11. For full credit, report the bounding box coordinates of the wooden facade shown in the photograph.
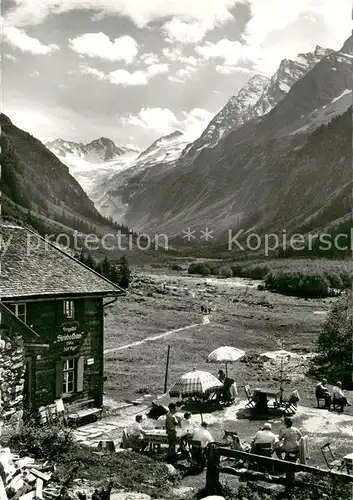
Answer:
[0,223,123,416]
[2,296,105,411]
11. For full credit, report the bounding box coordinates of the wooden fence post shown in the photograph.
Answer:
[206,445,221,494]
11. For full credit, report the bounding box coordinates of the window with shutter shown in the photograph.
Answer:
[55,360,64,399]
[77,357,84,392]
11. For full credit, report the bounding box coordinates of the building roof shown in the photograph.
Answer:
[0,223,124,299]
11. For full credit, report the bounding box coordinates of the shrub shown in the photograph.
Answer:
[325,272,344,289]
[204,261,220,275]
[247,264,272,280]
[169,263,183,271]
[188,262,211,276]
[1,421,74,459]
[310,292,353,389]
[264,271,330,298]
[231,265,244,277]
[219,266,232,278]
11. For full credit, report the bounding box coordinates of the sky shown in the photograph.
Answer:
[1,0,352,149]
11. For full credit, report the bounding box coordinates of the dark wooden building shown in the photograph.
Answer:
[0,223,123,417]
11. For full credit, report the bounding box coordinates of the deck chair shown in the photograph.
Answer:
[38,406,50,426]
[320,443,344,471]
[315,388,326,408]
[252,443,274,473]
[48,403,58,425]
[244,385,255,408]
[189,440,206,469]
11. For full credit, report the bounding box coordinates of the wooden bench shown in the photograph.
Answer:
[66,399,103,425]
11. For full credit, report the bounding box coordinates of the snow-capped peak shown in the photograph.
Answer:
[182,74,270,156]
[46,137,138,163]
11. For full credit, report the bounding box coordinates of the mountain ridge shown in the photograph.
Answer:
[46,137,138,163]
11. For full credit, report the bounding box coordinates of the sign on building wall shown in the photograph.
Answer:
[54,321,87,353]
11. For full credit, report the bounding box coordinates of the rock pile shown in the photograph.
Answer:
[0,330,25,425]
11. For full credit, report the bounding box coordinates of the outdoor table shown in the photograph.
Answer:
[143,429,188,453]
[253,388,282,412]
[342,452,353,474]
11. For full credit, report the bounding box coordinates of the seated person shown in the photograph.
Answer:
[218,370,226,383]
[315,379,332,408]
[251,423,277,455]
[275,417,302,460]
[179,412,197,451]
[332,381,351,412]
[180,412,197,433]
[128,415,148,450]
[192,422,215,448]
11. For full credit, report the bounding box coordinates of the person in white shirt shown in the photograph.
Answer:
[332,381,351,412]
[192,422,215,448]
[251,423,277,454]
[129,415,147,451]
[180,412,197,433]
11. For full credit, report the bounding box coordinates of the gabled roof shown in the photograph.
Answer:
[0,223,124,299]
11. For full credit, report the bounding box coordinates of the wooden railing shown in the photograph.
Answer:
[205,446,353,494]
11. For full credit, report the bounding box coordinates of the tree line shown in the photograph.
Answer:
[76,252,131,289]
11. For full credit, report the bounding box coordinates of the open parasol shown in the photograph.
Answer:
[169,369,223,399]
[207,346,245,377]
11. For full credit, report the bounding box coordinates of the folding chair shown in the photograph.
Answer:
[189,440,206,469]
[38,406,50,426]
[315,390,326,409]
[48,404,58,425]
[320,443,345,471]
[244,385,256,408]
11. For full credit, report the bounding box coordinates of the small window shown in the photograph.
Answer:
[63,300,74,319]
[9,303,26,323]
[63,359,76,395]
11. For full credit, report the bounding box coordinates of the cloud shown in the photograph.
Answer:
[3,26,59,54]
[80,65,106,80]
[146,63,169,77]
[79,63,169,86]
[107,69,148,86]
[168,66,197,83]
[121,106,214,139]
[241,0,352,73]
[162,19,210,44]
[216,65,254,74]
[29,70,40,77]
[4,0,240,31]
[139,52,160,65]
[69,33,139,63]
[195,38,261,66]
[4,53,17,60]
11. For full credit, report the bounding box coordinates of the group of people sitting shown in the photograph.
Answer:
[251,417,306,462]
[126,404,215,463]
[315,379,351,412]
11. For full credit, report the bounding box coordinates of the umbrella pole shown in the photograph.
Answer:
[225,362,228,377]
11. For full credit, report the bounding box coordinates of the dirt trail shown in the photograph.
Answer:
[104,317,210,355]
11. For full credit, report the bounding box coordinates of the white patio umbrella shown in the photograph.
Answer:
[207,346,245,377]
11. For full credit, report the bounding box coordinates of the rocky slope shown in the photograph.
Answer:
[183,46,333,160]
[46,137,137,163]
[101,36,352,244]
[0,114,111,225]
[182,74,269,156]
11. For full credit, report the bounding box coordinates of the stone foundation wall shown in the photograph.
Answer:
[0,329,25,427]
